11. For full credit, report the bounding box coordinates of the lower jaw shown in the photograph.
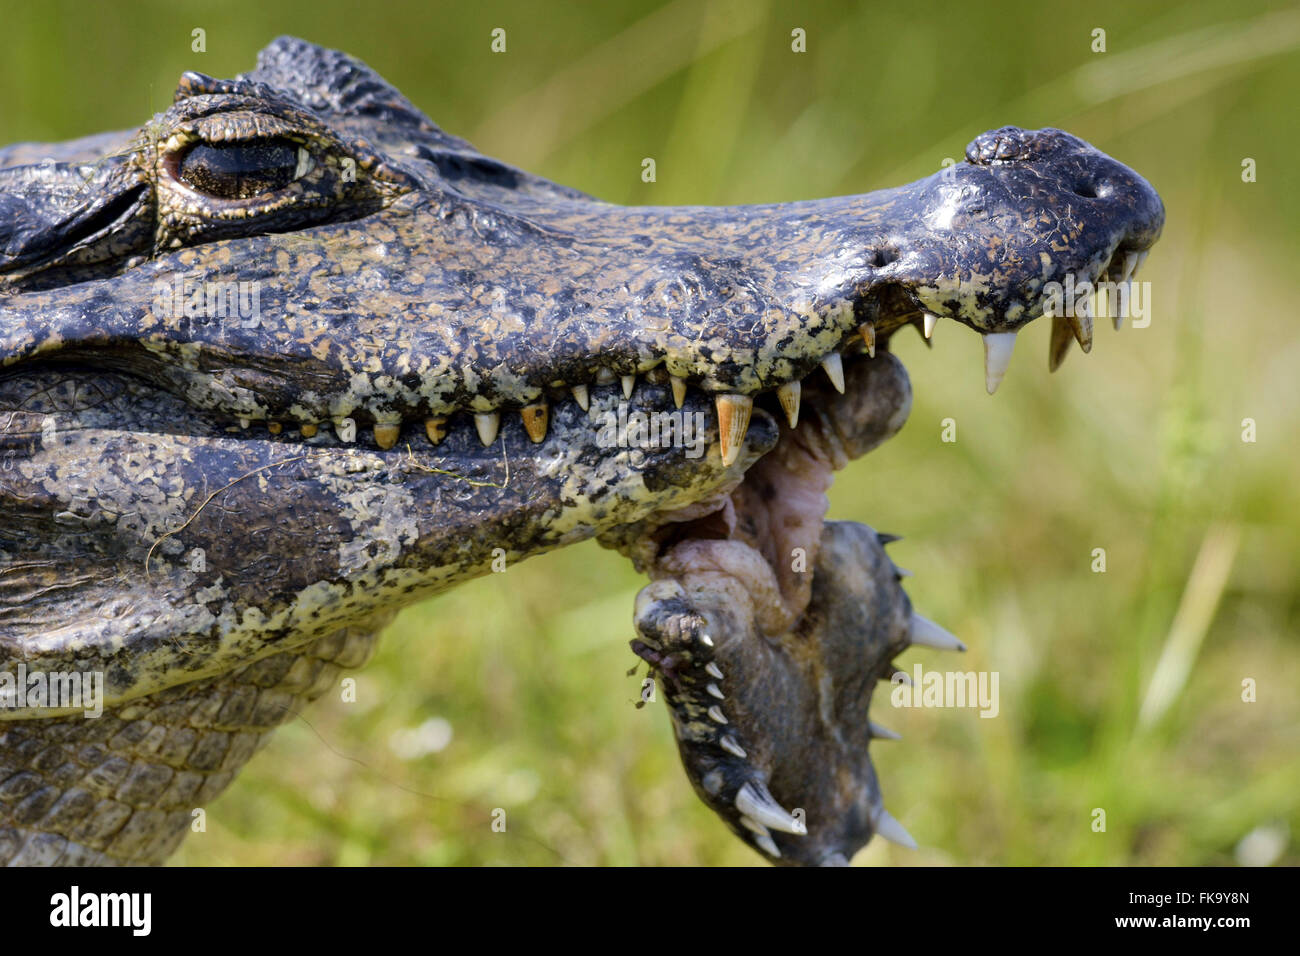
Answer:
[628,349,913,634]
[620,350,918,864]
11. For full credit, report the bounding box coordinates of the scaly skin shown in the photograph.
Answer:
[0,38,1163,865]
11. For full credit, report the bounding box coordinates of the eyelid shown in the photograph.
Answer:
[187,110,314,147]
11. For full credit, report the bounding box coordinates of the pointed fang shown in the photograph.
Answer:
[521,402,549,443]
[983,332,1017,394]
[621,374,636,399]
[1048,314,1074,372]
[571,384,590,410]
[1120,251,1140,284]
[874,808,918,849]
[715,393,753,467]
[670,376,687,409]
[870,721,902,741]
[474,411,500,446]
[735,781,804,835]
[923,312,938,339]
[1068,311,1093,353]
[821,353,845,393]
[860,321,876,357]
[910,612,967,651]
[1132,249,1149,278]
[720,736,747,759]
[754,831,781,858]
[777,381,801,428]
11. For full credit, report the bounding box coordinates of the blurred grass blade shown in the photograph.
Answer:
[1074,8,1300,103]
[1138,522,1241,730]
[472,0,766,168]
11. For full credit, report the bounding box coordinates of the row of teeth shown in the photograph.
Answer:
[233,354,852,467]
[231,249,1147,464]
[703,607,966,860]
[917,248,1149,391]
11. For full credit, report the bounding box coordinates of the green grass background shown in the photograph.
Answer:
[2,0,1296,865]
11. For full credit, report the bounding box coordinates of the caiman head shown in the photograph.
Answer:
[0,38,1163,865]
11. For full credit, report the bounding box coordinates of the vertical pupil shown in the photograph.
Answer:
[178,140,301,199]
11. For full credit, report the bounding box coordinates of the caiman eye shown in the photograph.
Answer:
[176,138,310,199]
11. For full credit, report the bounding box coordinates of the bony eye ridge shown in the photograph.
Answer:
[176,138,308,199]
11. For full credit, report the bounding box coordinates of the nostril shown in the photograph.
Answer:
[1072,179,1113,199]
[869,246,899,268]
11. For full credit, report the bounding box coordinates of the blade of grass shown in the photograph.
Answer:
[1138,522,1241,729]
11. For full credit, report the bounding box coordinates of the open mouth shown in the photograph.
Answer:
[608,334,926,865]
[592,248,1149,864]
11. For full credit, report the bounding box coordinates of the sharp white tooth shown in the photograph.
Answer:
[520,401,549,443]
[1120,251,1139,284]
[874,808,918,849]
[860,321,876,357]
[821,353,845,393]
[870,721,902,741]
[621,374,636,399]
[735,781,804,835]
[982,332,1017,394]
[1132,249,1149,278]
[700,633,714,647]
[893,565,914,578]
[720,736,747,758]
[1048,314,1074,372]
[715,393,753,467]
[474,411,500,446]
[739,815,769,835]
[707,705,728,724]
[595,367,617,385]
[705,662,724,679]
[670,375,687,409]
[923,312,938,339]
[777,381,801,428]
[239,418,250,429]
[570,384,590,411]
[910,612,967,651]
[706,683,725,700]
[754,831,781,858]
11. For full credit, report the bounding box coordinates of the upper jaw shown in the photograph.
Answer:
[0,127,1162,441]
